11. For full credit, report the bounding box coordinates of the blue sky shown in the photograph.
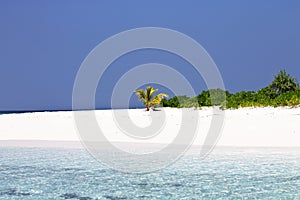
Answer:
[0,1,300,110]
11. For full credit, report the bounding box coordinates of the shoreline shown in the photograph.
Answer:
[1,140,300,149]
[1,104,299,115]
[0,107,299,148]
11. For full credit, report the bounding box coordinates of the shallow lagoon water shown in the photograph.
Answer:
[0,146,299,199]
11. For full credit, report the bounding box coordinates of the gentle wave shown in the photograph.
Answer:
[0,147,299,199]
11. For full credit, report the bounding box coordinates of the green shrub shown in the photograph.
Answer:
[274,90,300,107]
[162,70,300,109]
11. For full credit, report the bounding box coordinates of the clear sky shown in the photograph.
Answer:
[0,0,300,111]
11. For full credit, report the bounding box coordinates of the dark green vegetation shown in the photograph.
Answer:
[161,70,300,109]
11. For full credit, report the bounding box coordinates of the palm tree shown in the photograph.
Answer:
[134,86,168,111]
[269,70,299,95]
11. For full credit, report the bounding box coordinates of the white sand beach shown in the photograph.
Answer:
[0,107,299,148]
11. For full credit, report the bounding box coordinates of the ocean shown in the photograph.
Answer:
[0,146,299,199]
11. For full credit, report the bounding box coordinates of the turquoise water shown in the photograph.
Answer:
[0,147,299,199]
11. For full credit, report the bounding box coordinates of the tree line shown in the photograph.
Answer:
[161,70,300,109]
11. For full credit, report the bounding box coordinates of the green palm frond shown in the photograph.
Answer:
[269,70,298,94]
[134,89,145,100]
[144,86,156,101]
[157,93,168,99]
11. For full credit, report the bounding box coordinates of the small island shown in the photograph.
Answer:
[1,70,299,147]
